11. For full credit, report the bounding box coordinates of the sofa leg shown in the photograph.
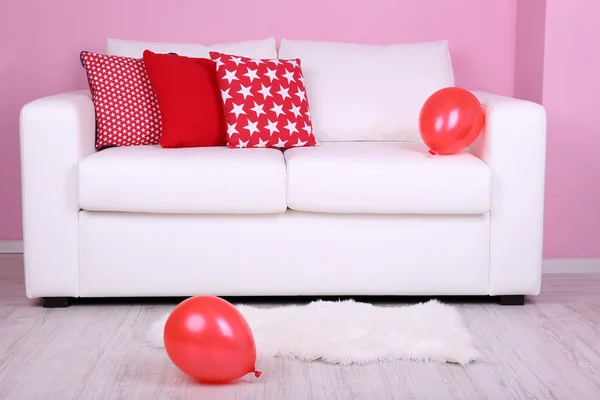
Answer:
[498,295,525,306]
[42,297,70,308]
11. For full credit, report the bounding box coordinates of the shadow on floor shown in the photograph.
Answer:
[51,294,505,308]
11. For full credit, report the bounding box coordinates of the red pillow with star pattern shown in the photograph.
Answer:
[80,51,162,149]
[209,52,317,149]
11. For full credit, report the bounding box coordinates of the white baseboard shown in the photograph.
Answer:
[0,240,23,254]
[542,258,600,273]
[0,240,598,273]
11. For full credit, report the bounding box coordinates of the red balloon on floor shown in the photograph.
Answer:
[163,296,260,383]
[419,87,485,155]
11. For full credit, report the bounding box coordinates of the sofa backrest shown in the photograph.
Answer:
[279,39,455,143]
[106,37,278,59]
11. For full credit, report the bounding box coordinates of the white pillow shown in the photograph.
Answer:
[106,37,277,59]
[279,39,455,142]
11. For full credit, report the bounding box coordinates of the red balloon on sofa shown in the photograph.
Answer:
[418,87,485,155]
[163,296,260,383]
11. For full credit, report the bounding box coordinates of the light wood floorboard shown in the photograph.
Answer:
[0,254,599,399]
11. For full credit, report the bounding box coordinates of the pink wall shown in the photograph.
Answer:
[542,0,600,258]
[0,0,518,241]
[6,1,597,259]
[513,0,546,103]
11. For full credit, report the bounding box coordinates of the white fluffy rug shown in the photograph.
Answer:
[147,300,478,365]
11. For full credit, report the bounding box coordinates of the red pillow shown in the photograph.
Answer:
[80,51,162,148]
[142,50,226,148]
[209,52,317,149]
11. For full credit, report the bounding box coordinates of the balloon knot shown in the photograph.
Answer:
[254,370,262,378]
[428,149,436,155]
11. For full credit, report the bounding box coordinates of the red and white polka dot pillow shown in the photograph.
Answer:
[80,51,162,148]
[209,52,317,149]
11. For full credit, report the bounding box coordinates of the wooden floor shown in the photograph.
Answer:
[1,254,600,400]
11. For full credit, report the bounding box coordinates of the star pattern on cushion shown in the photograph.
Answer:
[80,52,162,148]
[210,52,317,149]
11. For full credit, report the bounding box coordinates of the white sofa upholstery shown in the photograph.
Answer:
[278,39,455,142]
[285,142,491,215]
[19,38,546,305]
[470,91,547,296]
[79,146,287,214]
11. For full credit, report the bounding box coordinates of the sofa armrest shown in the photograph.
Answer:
[470,91,547,295]
[20,90,96,298]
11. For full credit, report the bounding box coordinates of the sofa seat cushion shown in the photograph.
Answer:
[78,146,287,214]
[284,142,491,214]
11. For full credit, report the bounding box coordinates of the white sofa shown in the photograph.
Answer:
[19,37,547,307]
